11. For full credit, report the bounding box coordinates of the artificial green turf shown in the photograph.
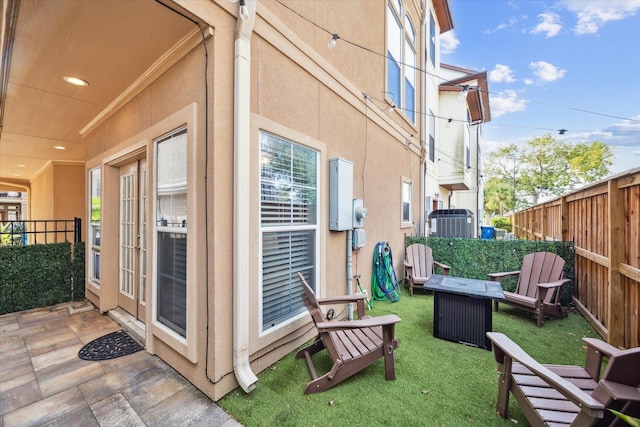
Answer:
[218,291,601,426]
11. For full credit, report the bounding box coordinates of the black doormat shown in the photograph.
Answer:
[78,330,143,361]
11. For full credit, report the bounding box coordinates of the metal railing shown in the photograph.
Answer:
[0,217,82,246]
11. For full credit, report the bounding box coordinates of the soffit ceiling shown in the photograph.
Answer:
[0,0,195,185]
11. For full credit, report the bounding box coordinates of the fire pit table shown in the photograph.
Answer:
[424,274,505,350]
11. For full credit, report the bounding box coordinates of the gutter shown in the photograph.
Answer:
[232,0,258,393]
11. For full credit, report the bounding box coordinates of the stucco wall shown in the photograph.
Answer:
[29,166,54,221]
[53,163,85,225]
[80,0,428,401]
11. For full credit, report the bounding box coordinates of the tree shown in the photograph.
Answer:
[483,177,514,216]
[484,134,614,209]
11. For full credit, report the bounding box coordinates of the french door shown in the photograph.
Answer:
[118,159,148,322]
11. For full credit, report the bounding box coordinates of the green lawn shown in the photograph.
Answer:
[219,291,600,426]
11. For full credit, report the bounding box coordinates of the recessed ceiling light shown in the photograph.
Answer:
[53,145,67,150]
[63,76,89,86]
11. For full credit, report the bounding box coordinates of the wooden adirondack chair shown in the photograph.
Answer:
[488,252,570,326]
[404,243,451,296]
[487,332,640,427]
[295,272,401,394]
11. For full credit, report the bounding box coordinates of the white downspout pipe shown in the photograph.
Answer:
[232,0,258,393]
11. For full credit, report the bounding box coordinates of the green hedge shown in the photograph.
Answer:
[405,236,574,305]
[0,242,85,315]
[491,217,512,232]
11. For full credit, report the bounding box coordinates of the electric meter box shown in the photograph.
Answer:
[329,158,353,231]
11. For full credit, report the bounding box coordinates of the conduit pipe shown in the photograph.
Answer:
[232,0,258,393]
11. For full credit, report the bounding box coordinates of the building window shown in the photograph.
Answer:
[429,111,436,162]
[429,10,436,67]
[260,131,318,331]
[387,2,417,124]
[402,178,412,226]
[155,128,188,337]
[88,168,101,284]
[404,15,416,123]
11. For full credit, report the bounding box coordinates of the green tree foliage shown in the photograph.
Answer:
[484,134,613,208]
[483,177,514,216]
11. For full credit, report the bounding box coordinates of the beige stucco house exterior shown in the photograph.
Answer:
[1,0,490,400]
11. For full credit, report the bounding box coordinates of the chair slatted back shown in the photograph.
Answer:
[517,252,566,303]
[406,244,434,279]
[298,273,341,361]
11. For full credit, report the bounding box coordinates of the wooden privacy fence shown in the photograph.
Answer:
[512,168,640,348]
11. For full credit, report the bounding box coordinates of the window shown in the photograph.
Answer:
[260,131,318,331]
[155,128,188,337]
[387,2,417,124]
[402,178,412,225]
[429,10,436,67]
[404,17,416,123]
[465,111,471,169]
[429,111,435,162]
[88,168,101,284]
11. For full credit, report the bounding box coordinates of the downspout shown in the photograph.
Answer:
[232,0,258,393]
[419,0,427,235]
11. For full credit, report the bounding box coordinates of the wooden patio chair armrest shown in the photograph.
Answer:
[316,314,401,332]
[487,271,520,281]
[597,380,640,402]
[317,294,366,305]
[486,332,605,415]
[582,338,621,358]
[434,261,451,274]
[536,278,571,304]
[537,278,571,289]
[403,260,413,267]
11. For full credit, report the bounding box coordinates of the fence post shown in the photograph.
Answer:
[561,196,569,242]
[74,217,82,243]
[607,178,625,346]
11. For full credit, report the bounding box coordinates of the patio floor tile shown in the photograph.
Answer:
[0,303,242,427]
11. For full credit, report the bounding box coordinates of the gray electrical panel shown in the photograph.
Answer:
[329,158,353,231]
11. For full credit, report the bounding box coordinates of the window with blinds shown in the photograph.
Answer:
[155,128,188,337]
[260,132,318,330]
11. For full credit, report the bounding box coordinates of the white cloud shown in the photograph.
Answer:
[529,61,566,82]
[530,12,562,38]
[569,115,640,148]
[489,64,516,83]
[483,17,518,34]
[523,78,534,85]
[561,0,640,35]
[440,30,459,55]
[489,89,527,117]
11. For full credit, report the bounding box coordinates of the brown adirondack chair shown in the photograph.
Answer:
[295,272,401,394]
[488,252,570,326]
[487,332,640,427]
[404,243,451,296]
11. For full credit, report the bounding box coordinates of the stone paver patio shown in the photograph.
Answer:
[0,302,241,426]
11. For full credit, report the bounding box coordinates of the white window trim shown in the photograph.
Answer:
[401,176,413,228]
[87,166,101,289]
[148,104,198,363]
[386,1,417,125]
[250,114,326,349]
[258,131,321,336]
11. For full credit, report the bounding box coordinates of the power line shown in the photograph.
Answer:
[273,0,640,124]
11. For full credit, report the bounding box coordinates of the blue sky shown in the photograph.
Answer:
[441,0,640,175]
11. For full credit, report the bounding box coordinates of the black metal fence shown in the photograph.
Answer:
[0,218,82,246]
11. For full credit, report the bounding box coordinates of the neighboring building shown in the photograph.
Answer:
[427,64,491,236]
[0,191,26,220]
[0,0,489,401]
